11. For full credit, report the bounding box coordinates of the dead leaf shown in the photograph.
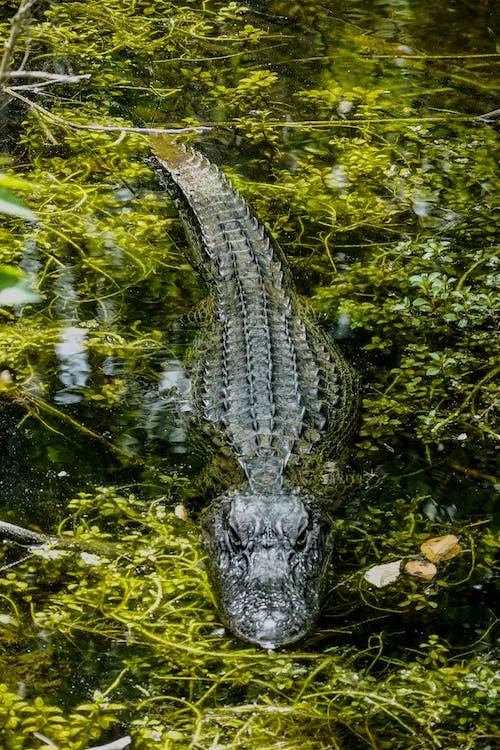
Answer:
[405,559,438,580]
[364,560,402,588]
[420,534,461,563]
[174,504,188,521]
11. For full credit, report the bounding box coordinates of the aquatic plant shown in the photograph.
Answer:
[0,0,498,748]
[1,487,499,749]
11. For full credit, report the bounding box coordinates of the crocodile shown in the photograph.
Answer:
[151,138,359,648]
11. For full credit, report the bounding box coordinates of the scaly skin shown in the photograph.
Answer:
[151,138,359,647]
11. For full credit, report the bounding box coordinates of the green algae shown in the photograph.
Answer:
[0,1,498,748]
[1,487,498,749]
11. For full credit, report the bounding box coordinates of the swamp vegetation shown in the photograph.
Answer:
[0,0,498,748]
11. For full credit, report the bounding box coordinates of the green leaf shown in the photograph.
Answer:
[0,265,41,305]
[0,186,37,221]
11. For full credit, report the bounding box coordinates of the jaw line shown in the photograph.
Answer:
[225,599,319,649]
[231,624,305,650]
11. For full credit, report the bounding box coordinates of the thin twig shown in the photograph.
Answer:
[3,87,212,134]
[17,23,31,72]
[17,389,141,463]
[5,70,91,82]
[10,80,89,92]
[373,53,500,60]
[0,0,37,84]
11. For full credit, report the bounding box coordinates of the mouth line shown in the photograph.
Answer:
[240,629,307,650]
[229,616,310,649]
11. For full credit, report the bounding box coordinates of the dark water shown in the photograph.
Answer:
[0,0,498,747]
[1,0,497,516]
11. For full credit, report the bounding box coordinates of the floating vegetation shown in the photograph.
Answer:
[1,488,499,749]
[0,0,498,748]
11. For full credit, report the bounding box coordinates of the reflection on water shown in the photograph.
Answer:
[54,325,91,405]
[157,359,192,451]
[139,359,192,452]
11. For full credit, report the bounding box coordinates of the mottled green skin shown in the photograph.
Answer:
[152,139,359,647]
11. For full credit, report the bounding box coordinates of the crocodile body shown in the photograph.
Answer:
[152,139,359,647]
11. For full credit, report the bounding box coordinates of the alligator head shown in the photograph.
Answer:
[201,487,332,648]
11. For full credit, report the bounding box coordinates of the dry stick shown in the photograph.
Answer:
[282,53,500,63]
[7,73,92,94]
[5,71,92,82]
[16,15,32,73]
[10,80,90,92]
[3,87,212,135]
[0,519,120,558]
[0,0,37,85]
[476,108,500,122]
[373,53,500,60]
[0,519,48,546]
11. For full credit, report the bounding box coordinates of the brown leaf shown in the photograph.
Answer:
[405,559,438,581]
[420,534,461,563]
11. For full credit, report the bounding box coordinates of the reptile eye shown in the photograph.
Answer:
[296,527,309,551]
[227,522,243,552]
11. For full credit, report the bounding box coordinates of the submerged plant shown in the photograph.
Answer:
[1,487,499,749]
[0,0,498,748]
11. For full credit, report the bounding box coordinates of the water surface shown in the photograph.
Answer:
[0,1,498,748]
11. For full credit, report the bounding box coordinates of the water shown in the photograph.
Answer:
[0,1,498,748]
